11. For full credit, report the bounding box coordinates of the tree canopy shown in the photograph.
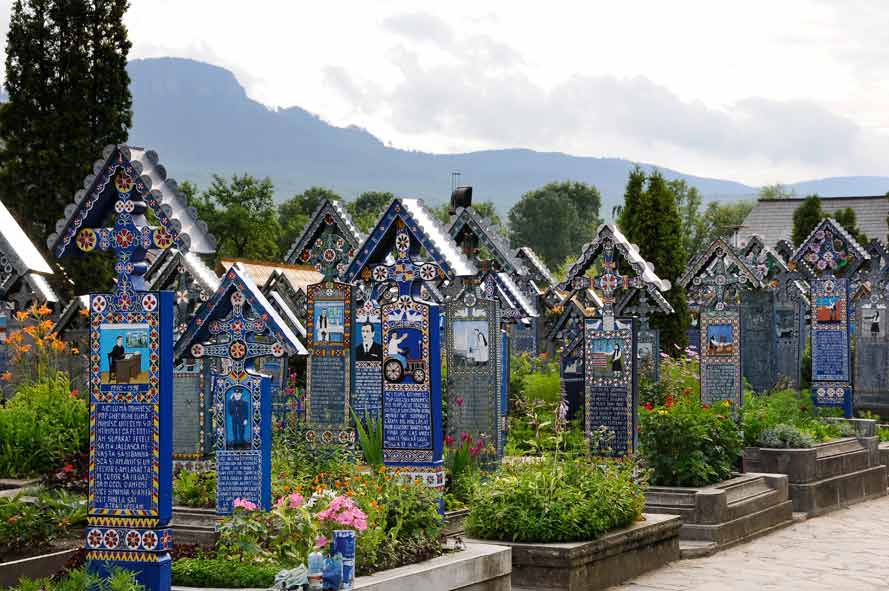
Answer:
[508,181,602,270]
[758,183,795,200]
[791,195,824,247]
[190,174,281,261]
[0,0,132,296]
[347,191,393,233]
[617,169,689,354]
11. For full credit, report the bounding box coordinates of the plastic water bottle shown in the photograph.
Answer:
[308,550,324,591]
[334,530,356,589]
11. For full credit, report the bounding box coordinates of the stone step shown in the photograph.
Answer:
[679,540,717,559]
[681,499,793,546]
[721,474,774,505]
[724,487,786,522]
[171,525,217,547]
[171,507,216,528]
[816,437,863,458]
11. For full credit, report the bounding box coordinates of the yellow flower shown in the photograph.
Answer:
[71,347,80,356]
[657,409,668,416]
[18,344,31,353]
[722,400,732,407]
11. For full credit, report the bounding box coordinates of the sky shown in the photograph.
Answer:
[5,0,889,186]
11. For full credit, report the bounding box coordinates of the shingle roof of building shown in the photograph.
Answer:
[739,196,889,249]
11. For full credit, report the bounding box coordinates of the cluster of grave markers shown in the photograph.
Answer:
[44,145,553,589]
[36,143,889,589]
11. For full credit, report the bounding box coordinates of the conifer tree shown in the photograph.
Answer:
[791,195,823,247]
[0,0,132,295]
[618,170,690,355]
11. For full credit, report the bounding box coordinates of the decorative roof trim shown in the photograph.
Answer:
[789,217,869,278]
[344,197,476,282]
[678,237,764,290]
[448,207,526,276]
[516,246,556,288]
[47,144,217,258]
[283,198,364,264]
[174,262,307,360]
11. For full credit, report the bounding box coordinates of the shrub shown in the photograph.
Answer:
[758,424,816,449]
[172,558,281,588]
[0,373,88,478]
[741,389,847,447]
[0,490,87,560]
[639,394,742,487]
[465,458,645,543]
[214,468,442,576]
[11,568,143,591]
[173,468,216,508]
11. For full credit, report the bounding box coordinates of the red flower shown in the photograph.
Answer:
[69,389,79,399]
[460,432,471,443]
[455,396,464,407]
[665,395,675,408]
[445,435,454,446]
[703,403,711,410]
[643,402,654,411]
[62,464,75,474]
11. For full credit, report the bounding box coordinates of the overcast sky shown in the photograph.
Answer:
[6,1,889,186]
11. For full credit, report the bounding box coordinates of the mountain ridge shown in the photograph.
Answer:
[125,57,889,215]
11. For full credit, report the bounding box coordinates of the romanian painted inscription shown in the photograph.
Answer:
[93,403,154,511]
[216,450,261,514]
[309,356,347,425]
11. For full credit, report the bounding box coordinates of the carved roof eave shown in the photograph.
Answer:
[344,198,477,283]
[516,246,556,288]
[284,199,364,264]
[677,237,765,290]
[174,262,307,361]
[558,224,672,293]
[47,144,217,258]
[448,207,526,276]
[789,217,869,279]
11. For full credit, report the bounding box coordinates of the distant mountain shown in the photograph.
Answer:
[126,57,889,217]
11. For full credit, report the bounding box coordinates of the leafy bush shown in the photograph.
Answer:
[173,468,216,508]
[0,489,86,560]
[214,468,442,576]
[758,424,816,448]
[741,389,847,447]
[10,567,143,591]
[172,558,281,588]
[0,373,88,478]
[639,394,742,487]
[466,458,645,543]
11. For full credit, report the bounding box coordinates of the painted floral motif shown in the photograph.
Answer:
[76,228,97,252]
[153,227,173,249]
[125,530,142,550]
[141,530,158,550]
[115,228,135,249]
[87,528,103,548]
[103,529,120,549]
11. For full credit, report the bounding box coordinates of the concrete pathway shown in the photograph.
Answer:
[611,495,889,590]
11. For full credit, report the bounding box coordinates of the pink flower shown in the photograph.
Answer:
[315,535,328,548]
[316,496,368,532]
[445,435,455,446]
[233,498,257,512]
[455,396,464,407]
[288,493,304,509]
[460,432,470,443]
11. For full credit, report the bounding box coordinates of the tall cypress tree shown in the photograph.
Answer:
[0,0,132,296]
[618,169,690,355]
[791,195,823,247]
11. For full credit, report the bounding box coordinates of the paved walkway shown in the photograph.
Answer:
[611,495,889,590]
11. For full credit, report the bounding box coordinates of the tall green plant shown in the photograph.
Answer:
[352,410,384,468]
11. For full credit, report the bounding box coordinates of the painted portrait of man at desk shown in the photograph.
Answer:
[99,323,151,385]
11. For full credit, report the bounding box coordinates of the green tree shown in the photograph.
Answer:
[348,191,393,233]
[509,181,603,269]
[792,195,823,247]
[0,0,132,296]
[833,207,868,245]
[669,179,707,260]
[618,170,689,354]
[701,200,755,246]
[277,186,342,258]
[616,166,646,239]
[758,183,795,200]
[192,174,281,261]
